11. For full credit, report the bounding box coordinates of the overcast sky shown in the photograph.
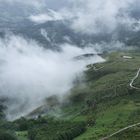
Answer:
[0,0,140,34]
[45,0,69,10]
[0,0,70,9]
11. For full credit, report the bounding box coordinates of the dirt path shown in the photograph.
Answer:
[130,68,140,90]
[100,122,140,140]
[93,66,105,71]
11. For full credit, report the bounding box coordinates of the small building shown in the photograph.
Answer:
[122,56,133,59]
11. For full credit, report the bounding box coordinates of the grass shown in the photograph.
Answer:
[74,97,140,140]
[12,51,140,140]
[16,131,28,140]
[71,51,140,140]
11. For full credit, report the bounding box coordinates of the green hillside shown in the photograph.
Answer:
[0,51,140,140]
[63,51,140,140]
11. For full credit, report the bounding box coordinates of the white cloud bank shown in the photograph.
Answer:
[0,0,45,8]
[2,0,140,34]
[0,35,104,120]
[64,0,140,34]
[27,0,140,34]
[0,0,140,120]
[29,9,64,23]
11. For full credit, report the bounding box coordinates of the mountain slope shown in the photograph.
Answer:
[0,51,140,140]
[19,51,140,140]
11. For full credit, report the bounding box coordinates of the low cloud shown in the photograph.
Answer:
[0,34,104,120]
[0,0,139,121]
[29,9,64,24]
[0,0,45,8]
[27,0,140,34]
[2,0,140,34]
[63,0,140,34]
[0,0,69,9]
[40,29,51,42]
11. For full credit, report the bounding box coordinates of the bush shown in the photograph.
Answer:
[28,119,86,140]
[0,130,17,140]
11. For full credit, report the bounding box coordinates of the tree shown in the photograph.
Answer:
[0,130,17,140]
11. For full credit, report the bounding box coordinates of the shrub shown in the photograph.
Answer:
[0,130,17,140]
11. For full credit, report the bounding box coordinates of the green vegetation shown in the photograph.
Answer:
[16,131,28,140]
[0,51,140,140]
[64,51,140,139]
[28,119,85,140]
[0,129,17,140]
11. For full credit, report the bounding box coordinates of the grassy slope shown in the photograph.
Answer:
[7,51,140,140]
[62,51,140,140]
[16,131,28,140]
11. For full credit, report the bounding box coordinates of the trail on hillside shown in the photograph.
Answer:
[130,68,140,90]
[100,122,140,140]
[93,66,105,71]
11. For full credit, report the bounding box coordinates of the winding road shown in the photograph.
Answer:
[100,67,140,140]
[93,66,105,71]
[130,68,140,90]
[100,122,140,140]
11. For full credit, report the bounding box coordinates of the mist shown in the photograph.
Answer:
[62,0,140,34]
[0,34,104,120]
[0,0,139,121]
[1,0,140,35]
[26,0,140,35]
